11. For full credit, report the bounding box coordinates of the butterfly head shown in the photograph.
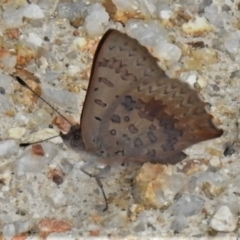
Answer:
[59,124,85,152]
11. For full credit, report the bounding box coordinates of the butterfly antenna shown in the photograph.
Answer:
[19,135,59,147]
[13,76,73,147]
[14,76,73,126]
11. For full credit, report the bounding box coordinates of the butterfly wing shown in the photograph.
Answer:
[81,30,223,164]
[81,30,167,152]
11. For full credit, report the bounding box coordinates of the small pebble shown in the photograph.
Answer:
[32,144,45,156]
[8,127,26,139]
[38,219,72,235]
[0,87,5,94]
[224,145,235,156]
[210,205,237,232]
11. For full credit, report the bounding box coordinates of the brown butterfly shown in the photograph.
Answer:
[60,29,223,166]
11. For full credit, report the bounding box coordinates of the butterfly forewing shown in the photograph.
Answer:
[81,30,166,153]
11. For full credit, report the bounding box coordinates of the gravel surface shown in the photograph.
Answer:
[0,0,240,239]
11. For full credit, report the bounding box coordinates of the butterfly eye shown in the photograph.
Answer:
[71,133,81,148]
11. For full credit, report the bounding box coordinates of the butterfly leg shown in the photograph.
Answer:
[80,164,110,211]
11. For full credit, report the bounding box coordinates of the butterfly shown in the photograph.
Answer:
[60,29,223,166]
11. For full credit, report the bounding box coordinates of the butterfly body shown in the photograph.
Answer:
[60,29,223,166]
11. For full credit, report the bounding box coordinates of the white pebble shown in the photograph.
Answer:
[73,37,87,50]
[68,65,80,76]
[223,32,240,55]
[182,16,214,35]
[210,205,237,232]
[84,3,109,37]
[57,2,88,21]
[8,127,26,139]
[159,10,173,19]
[1,54,17,72]
[0,140,18,157]
[153,42,182,65]
[2,9,22,28]
[197,75,207,88]
[3,220,32,239]
[126,19,168,47]
[25,33,43,47]
[22,3,45,19]
[3,223,15,239]
[209,157,221,167]
[186,74,197,87]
